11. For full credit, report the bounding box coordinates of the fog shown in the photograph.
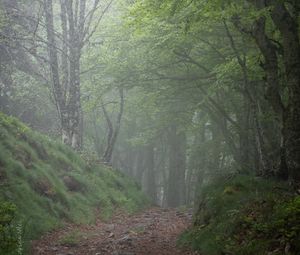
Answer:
[1,0,300,254]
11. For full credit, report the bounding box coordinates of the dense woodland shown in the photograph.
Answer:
[0,0,300,254]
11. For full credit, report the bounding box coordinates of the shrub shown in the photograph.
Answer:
[0,201,22,254]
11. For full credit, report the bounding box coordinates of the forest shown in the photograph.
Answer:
[0,0,300,254]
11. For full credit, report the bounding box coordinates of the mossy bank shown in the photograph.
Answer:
[0,113,149,254]
[180,174,300,255]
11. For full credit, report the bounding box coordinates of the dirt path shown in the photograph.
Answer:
[31,207,199,255]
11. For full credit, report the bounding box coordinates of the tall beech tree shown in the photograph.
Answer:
[250,0,300,182]
[44,0,112,149]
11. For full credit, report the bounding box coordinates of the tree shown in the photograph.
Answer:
[101,88,124,164]
[43,0,112,150]
[166,124,186,207]
[250,0,300,182]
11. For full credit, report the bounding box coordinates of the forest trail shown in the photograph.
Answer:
[31,207,199,255]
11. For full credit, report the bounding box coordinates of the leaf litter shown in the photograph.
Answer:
[31,207,200,255]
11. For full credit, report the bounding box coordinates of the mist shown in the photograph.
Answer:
[1,0,300,254]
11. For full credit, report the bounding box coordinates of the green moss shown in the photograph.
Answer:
[0,112,149,254]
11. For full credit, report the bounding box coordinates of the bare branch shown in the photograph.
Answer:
[83,0,114,45]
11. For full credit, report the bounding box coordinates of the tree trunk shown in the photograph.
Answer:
[224,20,273,175]
[248,0,300,182]
[269,2,300,183]
[166,124,186,207]
[102,88,124,164]
[65,0,83,150]
[44,0,83,150]
[135,147,146,184]
[144,144,157,203]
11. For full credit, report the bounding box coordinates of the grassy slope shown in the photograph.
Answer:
[180,174,300,255]
[0,113,148,252]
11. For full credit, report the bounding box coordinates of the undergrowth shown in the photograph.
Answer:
[179,174,300,255]
[0,113,149,254]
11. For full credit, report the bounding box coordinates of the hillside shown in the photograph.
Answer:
[0,113,148,254]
